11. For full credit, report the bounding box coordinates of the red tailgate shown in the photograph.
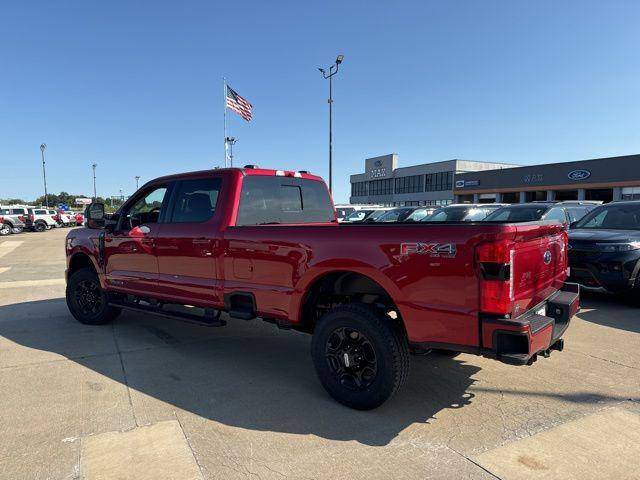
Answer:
[511,222,568,316]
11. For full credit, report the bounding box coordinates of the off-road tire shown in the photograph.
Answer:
[11,227,23,234]
[34,221,47,232]
[66,268,121,325]
[311,303,410,410]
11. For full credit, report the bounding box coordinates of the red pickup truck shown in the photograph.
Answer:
[65,166,579,409]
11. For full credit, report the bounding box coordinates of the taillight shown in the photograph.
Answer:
[18,215,25,222]
[53,215,59,221]
[29,214,34,222]
[478,240,515,315]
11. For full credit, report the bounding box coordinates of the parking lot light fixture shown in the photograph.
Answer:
[92,163,97,200]
[40,144,48,207]
[318,55,344,193]
[135,176,140,190]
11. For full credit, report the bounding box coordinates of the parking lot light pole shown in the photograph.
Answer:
[135,175,140,190]
[40,144,48,207]
[318,55,344,193]
[92,163,97,200]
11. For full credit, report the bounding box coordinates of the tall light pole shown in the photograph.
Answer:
[135,176,140,190]
[92,163,97,200]
[40,144,48,207]
[225,137,237,167]
[318,54,344,193]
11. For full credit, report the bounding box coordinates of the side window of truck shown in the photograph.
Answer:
[236,176,335,225]
[168,177,222,223]
[121,187,167,230]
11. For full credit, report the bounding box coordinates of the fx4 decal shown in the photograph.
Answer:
[400,242,457,257]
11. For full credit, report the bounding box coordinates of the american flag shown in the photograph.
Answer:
[226,85,253,122]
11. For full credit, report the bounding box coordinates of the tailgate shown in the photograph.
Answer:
[511,222,568,315]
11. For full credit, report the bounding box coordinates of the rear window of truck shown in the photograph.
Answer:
[236,176,335,225]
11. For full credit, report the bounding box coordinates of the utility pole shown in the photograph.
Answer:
[225,137,237,167]
[92,163,97,200]
[40,144,48,207]
[318,55,344,193]
[135,176,140,190]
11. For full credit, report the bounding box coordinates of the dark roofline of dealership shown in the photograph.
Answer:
[453,154,640,203]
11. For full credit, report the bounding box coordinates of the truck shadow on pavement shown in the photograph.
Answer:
[578,294,640,334]
[0,298,480,446]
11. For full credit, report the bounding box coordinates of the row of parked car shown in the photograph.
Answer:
[0,205,84,236]
[338,199,640,297]
[336,200,599,226]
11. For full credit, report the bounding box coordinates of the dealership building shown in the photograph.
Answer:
[349,154,518,206]
[349,153,640,206]
[453,154,640,204]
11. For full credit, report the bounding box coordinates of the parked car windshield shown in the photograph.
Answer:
[375,208,413,222]
[425,206,491,222]
[484,206,549,222]
[574,203,640,230]
[365,209,391,221]
[344,210,373,222]
[405,208,433,222]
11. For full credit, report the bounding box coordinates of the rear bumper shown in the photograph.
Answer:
[480,283,579,365]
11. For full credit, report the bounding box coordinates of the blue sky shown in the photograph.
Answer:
[1,1,639,203]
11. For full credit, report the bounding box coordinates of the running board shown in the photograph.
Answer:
[109,297,227,327]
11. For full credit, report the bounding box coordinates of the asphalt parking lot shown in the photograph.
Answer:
[0,227,639,480]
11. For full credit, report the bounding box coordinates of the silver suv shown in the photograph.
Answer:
[0,206,27,235]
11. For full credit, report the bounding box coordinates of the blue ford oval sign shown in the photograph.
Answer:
[543,250,552,264]
[567,169,591,180]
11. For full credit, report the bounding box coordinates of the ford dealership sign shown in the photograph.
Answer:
[568,169,591,181]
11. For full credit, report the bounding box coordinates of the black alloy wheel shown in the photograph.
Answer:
[325,326,378,391]
[66,268,121,325]
[311,303,409,410]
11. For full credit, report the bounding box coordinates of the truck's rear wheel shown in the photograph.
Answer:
[0,223,11,236]
[66,268,121,325]
[311,303,409,410]
[34,221,46,232]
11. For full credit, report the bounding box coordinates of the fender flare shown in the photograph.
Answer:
[289,261,405,324]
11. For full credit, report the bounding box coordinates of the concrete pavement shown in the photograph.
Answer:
[0,227,638,479]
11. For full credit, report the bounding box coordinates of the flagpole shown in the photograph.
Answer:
[223,78,228,168]
[223,77,228,167]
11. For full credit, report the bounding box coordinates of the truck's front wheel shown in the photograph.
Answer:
[311,303,410,410]
[66,268,121,325]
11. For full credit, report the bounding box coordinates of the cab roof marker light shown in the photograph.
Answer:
[275,170,285,176]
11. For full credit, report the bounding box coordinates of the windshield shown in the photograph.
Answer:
[405,208,432,221]
[366,210,390,221]
[425,207,491,222]
[345,210,372,222]
[574,204,640,230]
[375,208,412,222]
[484,206,548,222]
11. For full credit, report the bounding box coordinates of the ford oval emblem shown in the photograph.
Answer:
[543,250,552,264]
[567,169,591,180]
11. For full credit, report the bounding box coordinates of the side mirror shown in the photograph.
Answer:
[85,203,105,229]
